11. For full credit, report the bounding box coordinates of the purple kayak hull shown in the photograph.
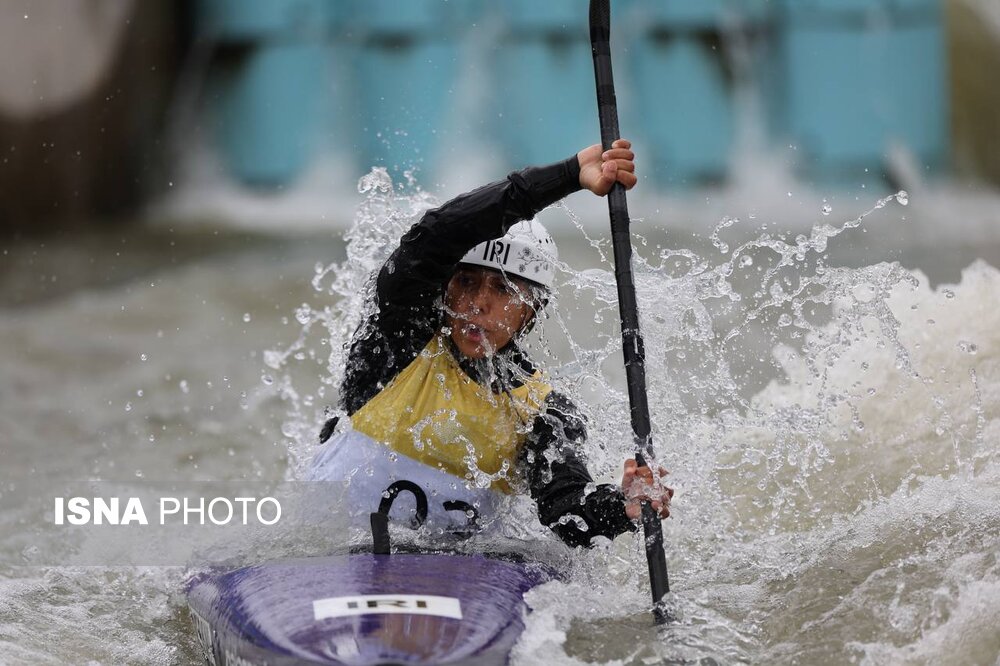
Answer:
[187,553,554,665]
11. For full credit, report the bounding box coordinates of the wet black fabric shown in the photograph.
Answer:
[336,156,636,547]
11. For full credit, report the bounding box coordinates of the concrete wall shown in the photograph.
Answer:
[0,0,182,235]
[949,0,1000,187]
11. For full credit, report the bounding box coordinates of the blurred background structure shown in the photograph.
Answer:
[0,0,997,233]
[0,0,182,233]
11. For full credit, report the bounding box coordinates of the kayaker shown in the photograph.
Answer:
[311,139,673,547]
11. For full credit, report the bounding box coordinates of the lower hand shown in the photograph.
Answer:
[578,139,637,196]
[620,458,673,520]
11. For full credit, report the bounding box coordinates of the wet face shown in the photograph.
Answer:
[444,266,537,359]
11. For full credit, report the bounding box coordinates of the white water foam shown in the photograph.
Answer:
[1,165,997,662]
[263,169,1000,663]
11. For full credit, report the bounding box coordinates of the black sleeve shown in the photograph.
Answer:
[520,392,637,547]
[376,155,581,312]
[340,156,581,415]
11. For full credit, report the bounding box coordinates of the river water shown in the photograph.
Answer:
[1,169,999,664]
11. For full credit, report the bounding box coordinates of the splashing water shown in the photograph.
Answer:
[267,173,1000,664]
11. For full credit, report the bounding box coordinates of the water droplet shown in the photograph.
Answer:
[243,313,251,323]
[263,350,283,369]
[140,353,148,362]
[778,314,793,327]
[358,167,393,194]
[739,255,753,267]
[136,389,143,397]
[179,380,190,394]
[895,190,909,206]
[124,401,132,412]
[942,289,955,299]
[135,469,143,478]
[821,204,832,216]
[261,374,274,386]
[957,341,978,355]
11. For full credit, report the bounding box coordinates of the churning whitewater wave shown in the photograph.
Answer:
[1,167,996,664]
[261,169,1000,664]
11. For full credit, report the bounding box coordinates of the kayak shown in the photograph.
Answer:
[187,550,555,665]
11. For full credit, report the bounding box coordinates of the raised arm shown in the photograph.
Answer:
[376,156,581,313]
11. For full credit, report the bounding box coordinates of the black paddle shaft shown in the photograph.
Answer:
[589,0,670,619]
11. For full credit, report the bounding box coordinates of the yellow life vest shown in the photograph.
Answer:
[351,332,551,494]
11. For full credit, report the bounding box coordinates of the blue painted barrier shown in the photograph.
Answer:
[200,0,341,187]
[493,3,596,168]
[198,0,334,41]
[214,42,329,186]
[351,0,470,175]
[193,0,949,192]
[630,33,733,185]
[627,0,770,29]
[353,40,460,175]
[772,0,947,181]
[502,0,587,32]
[625,0,772,185]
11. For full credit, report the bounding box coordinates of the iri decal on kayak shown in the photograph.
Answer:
[314,594,463,620]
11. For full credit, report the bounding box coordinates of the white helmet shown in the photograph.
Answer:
[459,220,558,290]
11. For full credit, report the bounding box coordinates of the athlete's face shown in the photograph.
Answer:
[444,266,536,359]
